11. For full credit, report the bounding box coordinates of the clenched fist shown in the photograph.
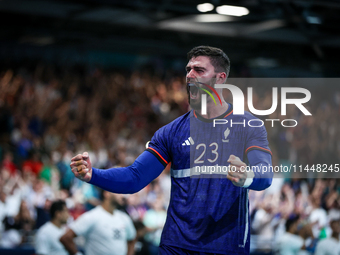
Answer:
[227,154,253,187]
[70,152,92,182]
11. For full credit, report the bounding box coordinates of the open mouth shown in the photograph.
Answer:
[188,83,199,99]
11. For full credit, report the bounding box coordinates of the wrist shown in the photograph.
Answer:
[242,170,254,188]
[88,167,97,184]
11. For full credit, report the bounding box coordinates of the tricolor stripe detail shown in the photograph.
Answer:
[199,88,217,106]
[146,148,168,167]
[245,146,272,155]
[197,82,223,106]
[223,110,233,118]
[171,168,192,178]
[170,167,229,178]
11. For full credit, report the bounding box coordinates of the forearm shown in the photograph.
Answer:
[127,240,135,255]
[246,150,273,191]
[60,239,78,255]
[89,151,165,194]
[60,231,78,255]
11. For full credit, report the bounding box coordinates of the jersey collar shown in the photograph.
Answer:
[193,104,233,123]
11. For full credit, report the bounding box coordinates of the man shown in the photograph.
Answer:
[70,46,273,254]
[315,218,340,255]
[60,190,136,255]
[35,200,69,255]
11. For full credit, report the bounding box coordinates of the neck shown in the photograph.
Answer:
[51,218,62,228]
[101,201,115,214]
[198,100,229,119]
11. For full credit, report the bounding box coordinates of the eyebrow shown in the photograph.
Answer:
[185,66,207,71]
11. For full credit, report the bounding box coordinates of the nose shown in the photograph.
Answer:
[186,69,195,80]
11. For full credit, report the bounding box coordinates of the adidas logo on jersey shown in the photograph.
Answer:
[182,137,195,146]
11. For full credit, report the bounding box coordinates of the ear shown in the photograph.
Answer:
[217,72,227,83]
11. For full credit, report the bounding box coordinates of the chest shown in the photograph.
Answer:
[171,124,247,169]
[90,216,127,241]
[47,228,66,251]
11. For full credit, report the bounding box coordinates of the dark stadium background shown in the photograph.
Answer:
[0,0,340,254]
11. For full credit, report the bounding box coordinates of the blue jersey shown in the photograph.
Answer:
[146,104,272,254]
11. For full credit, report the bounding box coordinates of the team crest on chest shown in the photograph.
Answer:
[222,128,230,143]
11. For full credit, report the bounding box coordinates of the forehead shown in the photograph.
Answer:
[186,56,213,68]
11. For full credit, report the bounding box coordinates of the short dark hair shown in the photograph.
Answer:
[187,46,230,77]
[50,200,66,219]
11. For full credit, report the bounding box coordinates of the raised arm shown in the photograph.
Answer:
[70,150,166,194]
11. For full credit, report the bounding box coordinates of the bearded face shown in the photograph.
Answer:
[187,77,217,111]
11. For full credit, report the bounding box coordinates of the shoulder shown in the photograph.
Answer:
[36,222,54,240]
[232,110,260,121]
[84,206,103,217]
[37,222,51,234]
[151,111,190,141]
[73,207,98,223]
[157,111,190,132]
[114,209,131,221]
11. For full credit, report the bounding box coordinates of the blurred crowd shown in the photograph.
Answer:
[0,63,340,254]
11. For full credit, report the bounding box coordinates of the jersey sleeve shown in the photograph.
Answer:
[245,123,272,156]
[244,119,273,190]
[35,230,49,255]
[69,211,94,237]
[123,212,136,241]
[146,125,171,167]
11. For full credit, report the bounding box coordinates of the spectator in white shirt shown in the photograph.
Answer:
[35,200,69,255]
[315,218,340,255]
